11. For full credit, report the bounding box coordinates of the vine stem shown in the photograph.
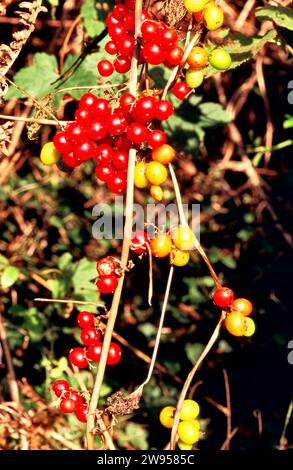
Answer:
[170,313,225,450]
[134,266,174,397]
[86,0,143,450]
[162,29,202,100]
[0,313,19,403]
[169,163,221,288]
[0,115,68,126]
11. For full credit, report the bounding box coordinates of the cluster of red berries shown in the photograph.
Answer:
[97,0,186,78]
[213,287,255,337]
[96,256,119,294]
[51,89,176,195]
[51,379,88,422]
[68,311,122,368]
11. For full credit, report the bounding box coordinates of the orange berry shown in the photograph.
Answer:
[232,298,253,316]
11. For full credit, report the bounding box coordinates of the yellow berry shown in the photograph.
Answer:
[184,0,210,13]
[146,161,168,185]
[244,317,255,337]
[178,420,200,444]
[178,440,193,450]
[40,142,61,166]
[171,226,196,251]
[159,406,175,428]
[204,5,224,31]
[170,248,190,267]
[150,185,163,201]
[134,162,149,188]
[180,400,200,421]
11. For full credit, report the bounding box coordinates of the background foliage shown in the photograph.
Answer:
[0,0,292,450]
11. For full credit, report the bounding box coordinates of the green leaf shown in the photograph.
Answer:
[185,342,205,363]
[48,0,59,5]
[80,0,103,38]
[58,252,73,271]
[198,102,231,127]
[206,29,277,77]
[221,255,237,269]
[0,254,8,269]
[61,52,125,101]
[118,423,149,450]
[283,114,293,129]
[4,53,59,100]
[138,322,157,340]
[1,266,19,289]
[255,6,293,31]
[72,258,97,285]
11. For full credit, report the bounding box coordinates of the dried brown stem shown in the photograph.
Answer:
[170,314,225,449]
[0,314,19,403]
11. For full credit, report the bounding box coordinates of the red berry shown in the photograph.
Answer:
[108,24,126,42]
[87,120,107,141]
[143,42,166,65]
[86,342,103,362]
[107,172,127,194]
[107,342,122,365]
[79,92,98,111]
[125,0,135,10]
[73,140,95,161]
[97,274,119,294]
[62,152,80,168]
[68,347,88,368]
[119,93,135,113]
[126,122,148,144]
[64,390,83,409]
[131,230,150,254]
[60,397,76,414]
[114,56,131,73]
[80,327,100,346]
[147,130,167,149]
[159,28,178,47]
[75,107,92,124]
[75,403,88,423]
[94,99,111,119]
[97,59,114,77]
[112,150,129,170]
[94,143,113,165]
[123,13,135,31]
[96,257,116,276]
[114,135,131,151]
[106,13,120,29]
[77,311,94,329]
[118,36,135,56]
[133,96,157,123]
[166,46,184,66]
[213,287,235,308]
[66,122,87,143]
[95,163,116,182]
[105,40,118,55]
[141,20,160,42]
[112,4,128,20]
[51,379,69,397]
[171,82,191,100]
[107,111,128,136]
[156,100,174,120]
[53,132,72,154]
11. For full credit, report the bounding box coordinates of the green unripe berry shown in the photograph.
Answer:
[185,69,204,89]
[209,48,232,70]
